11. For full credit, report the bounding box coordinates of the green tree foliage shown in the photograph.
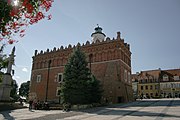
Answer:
[0,73,2,83]
[10,80,19,101]
[61,46,102,105]
[19,81,30,98]
[0,1,12,33]
[86,75,103,103]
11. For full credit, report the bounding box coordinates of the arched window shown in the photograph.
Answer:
[59,58,62,66]
[114,50,118,59]
[98,52,102,61]
[40,62,43,68]
[101,52,105,61]
[104,52,107,61]
[53,59,56,67]
[44,61,48,68]
[108,51,111,60]
[36,63,39,69]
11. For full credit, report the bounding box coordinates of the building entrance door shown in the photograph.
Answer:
[118,97,123,103]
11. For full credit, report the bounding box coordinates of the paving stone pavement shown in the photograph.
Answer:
[1,98,180,120]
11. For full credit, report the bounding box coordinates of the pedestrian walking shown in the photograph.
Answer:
[29,100,33,111]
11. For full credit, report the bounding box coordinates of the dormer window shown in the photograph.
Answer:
[163,74,169,81]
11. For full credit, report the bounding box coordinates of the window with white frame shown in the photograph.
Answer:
[124,69,127,82]
[36,75,41,83]
[163,74,169,81]
[178,83,180,88]
[167,83,171,88]
[128,72,131,83]
[57,73,63,83]
[56,87,61,96]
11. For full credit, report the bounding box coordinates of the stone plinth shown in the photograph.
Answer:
[0,74,12,101]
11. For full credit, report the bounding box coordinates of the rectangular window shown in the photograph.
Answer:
[155,85,159,90]
[141,86,143,90]
[174,76,180,81]
[150,85,153,90]
[128,72,131,83]
[142,79,145,83]
[166,84,169,88]
[36,75,41,83]
[57,73,63,83]
[163,75,169,81]
[146,85,148,90]
[124,70,127,82]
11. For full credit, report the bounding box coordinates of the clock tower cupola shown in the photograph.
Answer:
[91,24,106,42]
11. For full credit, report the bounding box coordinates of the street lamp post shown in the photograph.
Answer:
[89,54,93,74]
[45,59,51,102]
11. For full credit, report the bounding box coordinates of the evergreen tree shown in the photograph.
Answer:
[86,75,103,103]
[61,46,91,104]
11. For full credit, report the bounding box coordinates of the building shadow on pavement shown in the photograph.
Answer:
[76,99,180,119]
[0,110,14,120]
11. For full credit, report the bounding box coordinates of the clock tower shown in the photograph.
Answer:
[91,25,106,42]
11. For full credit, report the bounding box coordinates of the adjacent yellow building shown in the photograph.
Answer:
[132,68,180,99]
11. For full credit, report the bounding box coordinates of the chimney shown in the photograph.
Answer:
[34,50,38,56]
[117,32,121,40]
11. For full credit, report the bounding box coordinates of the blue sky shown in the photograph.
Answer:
[3,0,180,86]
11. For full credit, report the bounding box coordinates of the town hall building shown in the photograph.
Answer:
[29,26,133,104]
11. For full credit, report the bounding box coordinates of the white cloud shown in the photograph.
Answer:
[13,76,20,80]
[16,76,20,79]
[22,68,28,72]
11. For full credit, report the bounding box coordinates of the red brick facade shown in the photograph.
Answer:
[29,31,133,104]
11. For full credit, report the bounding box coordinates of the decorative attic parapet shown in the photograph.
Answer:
[77,42,81,47]
[106,37,111,42]
[86,41,90,45]
[40,50,43,54]
[60,46,64,50]
[34,50,38,56]
[33,31,130,56]
[127,44,130,50]
[53,47,56,51]
[68,44,72,48]
[121,39,124,43]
